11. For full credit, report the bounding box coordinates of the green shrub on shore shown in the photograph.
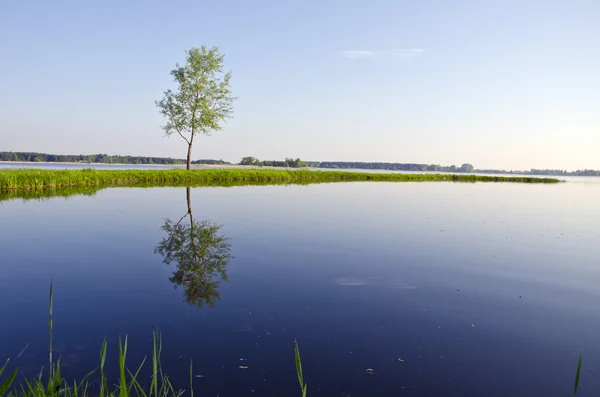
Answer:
[0,168,560,192]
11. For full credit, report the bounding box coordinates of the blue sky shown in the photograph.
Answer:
[1,0,599,170]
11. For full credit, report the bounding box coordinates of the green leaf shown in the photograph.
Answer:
[0,359,10,377]
[152,330,158,397]
[294,340,304,390]
[119,336,128,397]
[0,361,18,397]
[574,353,582,396]
[128,355,147,395]
[99,338,108,397]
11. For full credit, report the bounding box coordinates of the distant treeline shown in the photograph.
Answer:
[475,169,600,176]
[238,157,319,168]
[0,152,231,165]
[239,157,599,176]
[2,152,597,176]
[317,161,475,172]
[319,163,600,176]
[239,157,474,172]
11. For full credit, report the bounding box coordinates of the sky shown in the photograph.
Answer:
[1,0,599,170]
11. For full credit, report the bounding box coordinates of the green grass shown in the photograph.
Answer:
[0,168,560,192]
[1,283,185,397]
[0,283,309,397]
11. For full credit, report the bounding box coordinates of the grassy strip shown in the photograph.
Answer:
[0,169,560,191]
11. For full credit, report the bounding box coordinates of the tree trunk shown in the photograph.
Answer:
[186,143,193,170]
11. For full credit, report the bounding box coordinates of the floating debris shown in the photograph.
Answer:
[335,277,366,286]
[239,366,249,369]
[398,358,405,363]
[195,375,204,378]
[471,324,475,328]
[366,368,374,375]
[17,341,31,358]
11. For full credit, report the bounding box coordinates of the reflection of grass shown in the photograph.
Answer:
[0,185,103,202]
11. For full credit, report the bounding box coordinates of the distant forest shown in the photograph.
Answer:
[241,157,476,172]
[0,152,230,165]
[241,157,599,176]
[316,162,600,176]
[1,152,598,176]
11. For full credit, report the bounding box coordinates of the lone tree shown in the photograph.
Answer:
[156,46,235,169]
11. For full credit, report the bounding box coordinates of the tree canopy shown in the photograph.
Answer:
[156,46,235,169]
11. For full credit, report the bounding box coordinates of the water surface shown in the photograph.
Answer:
[1,180,599,396]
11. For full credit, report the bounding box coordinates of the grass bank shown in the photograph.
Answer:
[0,169,560,191]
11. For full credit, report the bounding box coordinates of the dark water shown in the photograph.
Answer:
[1,181,600,396]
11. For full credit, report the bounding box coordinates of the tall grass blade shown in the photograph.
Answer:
[49,281,53,381]
[152,330,158,397]
[189,360,193,397]
[294,340,306,396]
[128,355,147,395]
[126,368,148,397]
[574,353,583,396]
[119,336,128,397]
[0,360,18,397]
[46,359,62,397]
[0,359,11,376]
[99,338,108,397]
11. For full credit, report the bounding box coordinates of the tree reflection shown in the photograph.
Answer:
[155,187,233,308]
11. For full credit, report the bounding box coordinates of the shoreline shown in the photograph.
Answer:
[0,168,561,193]
[0,161,596,177]
[0,160,233,167]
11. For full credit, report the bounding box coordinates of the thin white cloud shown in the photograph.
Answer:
[341,50,373,59]
[392,48,425,59]
[340,48,424,60]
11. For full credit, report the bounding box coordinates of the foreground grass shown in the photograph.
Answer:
[0,283,309,397]
[0,168,560,191]
[0,284,590,397]
[1,284,187,397]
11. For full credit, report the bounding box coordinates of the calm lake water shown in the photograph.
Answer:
[1,180,600,396]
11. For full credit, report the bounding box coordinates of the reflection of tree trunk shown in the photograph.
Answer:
[187,187,196,260]
[187,186,193,225]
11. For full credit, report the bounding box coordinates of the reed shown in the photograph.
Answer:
[0,168,561,192]
[0,284,184,397]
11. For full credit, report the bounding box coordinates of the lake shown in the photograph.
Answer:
[1,179,600,396]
